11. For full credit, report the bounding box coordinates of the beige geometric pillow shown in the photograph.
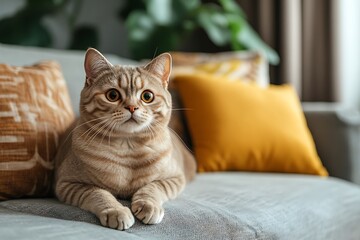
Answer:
[0,61,75,200]
[170,51,269,87]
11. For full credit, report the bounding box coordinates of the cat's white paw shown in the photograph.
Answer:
[98,207,135,230]
[131,200,164,224]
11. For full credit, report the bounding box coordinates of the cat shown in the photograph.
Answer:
[54,48,196,230]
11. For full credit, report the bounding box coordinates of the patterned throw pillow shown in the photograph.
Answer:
[0,61,75,200]
[170,51,269,87]
[168,51,269,148]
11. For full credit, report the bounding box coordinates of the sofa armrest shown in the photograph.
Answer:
[302,102,360,184]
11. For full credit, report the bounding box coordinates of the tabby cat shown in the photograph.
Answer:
[54,48,196,230]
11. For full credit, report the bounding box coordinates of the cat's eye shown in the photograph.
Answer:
[141,90,154,103]
[105,89,121,102]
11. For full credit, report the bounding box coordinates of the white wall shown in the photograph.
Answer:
[0,0,130,57]
[333,0,360,108]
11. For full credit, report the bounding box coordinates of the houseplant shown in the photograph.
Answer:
[0,0,98,50]
[120,0,279,64]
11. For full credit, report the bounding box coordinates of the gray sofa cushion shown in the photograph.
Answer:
[1,173,360,240]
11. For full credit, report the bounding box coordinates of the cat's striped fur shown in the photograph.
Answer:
[54,48,196,230]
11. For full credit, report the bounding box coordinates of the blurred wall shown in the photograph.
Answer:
[333,0,360,108]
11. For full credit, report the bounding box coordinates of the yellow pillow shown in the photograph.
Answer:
[169,51,268,148]
[174,73,328,176]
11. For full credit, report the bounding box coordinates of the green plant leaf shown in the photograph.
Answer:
[25,0,68,16]
[147,0,172,25]
[0,16,51,47]
[236,20,280,65]
[197,6,230,46]
[122,0,280,64]
[119,0,146,20]
[126,10,155,42]
[171,0,200,25]
[125,10,181,60]
[218,0,245,16]
[146,0,201,26]
[175,0,201,12]
[127,26,181,60]
[223,13,244,50]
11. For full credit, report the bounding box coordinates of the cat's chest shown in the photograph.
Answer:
[82,141,171,196]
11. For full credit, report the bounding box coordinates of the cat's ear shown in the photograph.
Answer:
[144,53,172,88]
[84,48,113,85]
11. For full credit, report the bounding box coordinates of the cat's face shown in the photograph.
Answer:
[80,48,172,135]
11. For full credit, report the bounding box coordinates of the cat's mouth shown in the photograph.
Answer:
[125,116,138,124]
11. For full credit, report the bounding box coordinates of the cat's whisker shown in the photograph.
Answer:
[148,121,167,143]
[152,119,168,130]
[144,121,157,141]
[85,124,108,146]
[63,116,109,144]
[86,120,113,146]
[146,125,156,142]
[108,121,118,147]
[151,119,190,150]
[167,126,194,154]
[105,120,117,140]
[99,120,114,146]
[82,124,104,144]
[171,108,193,111]
[144,126,152,141]
[153,118,193,154]
[80,118,110,142]
[80,119,108,140]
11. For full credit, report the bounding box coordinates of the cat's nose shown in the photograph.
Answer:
[125,105,138,113]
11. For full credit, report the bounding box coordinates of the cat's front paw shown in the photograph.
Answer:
[98,207,135,230]
[131,200,164,224]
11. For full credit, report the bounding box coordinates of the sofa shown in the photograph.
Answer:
[0,43,360,240]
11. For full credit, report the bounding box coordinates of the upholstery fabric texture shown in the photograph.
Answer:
[0,173,359,240]
[0,61,75,199]
[174,73,328,176]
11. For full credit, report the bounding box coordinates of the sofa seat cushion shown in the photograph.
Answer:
[0,173,359,240]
